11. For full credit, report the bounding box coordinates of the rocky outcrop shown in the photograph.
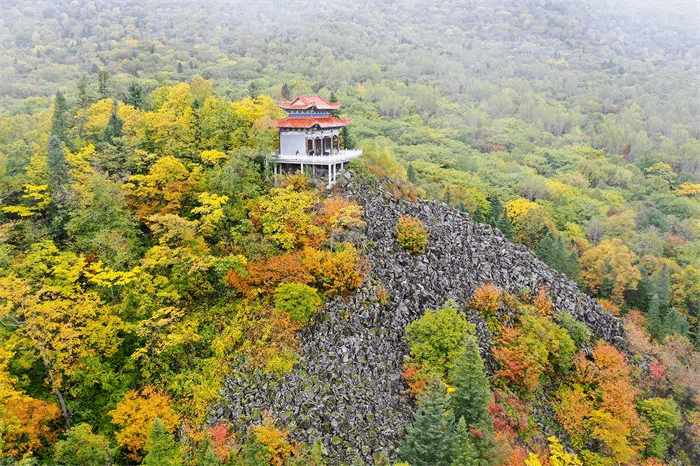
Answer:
[212,179,626,463]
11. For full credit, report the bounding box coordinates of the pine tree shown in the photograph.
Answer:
[407,163,417,183]
[659,308,689,341]
[341,126,354,150]
[647,294,662,341]
[142,418,182,466]
[51,90,69,144]
[194,438,222,466]
[654,264,671,313]
[125,82,145,109]
[102,104,124,145]
[400,378,454,466]
[281,83,291,101]
[486,195,514,241]
[486,195,503,227]
[47,134,69,192]
[98,69,110,99]
[450,336,491,427]
[536,232,558,267]
[451,417,478,466]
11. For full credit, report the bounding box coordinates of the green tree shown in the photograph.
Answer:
[101,105,123,145]
[405,305,474,383]
[142,418,182,466]
[640,397,682,459]
[400,378,454,466]
[407,163,417,183]
[450,336,492,427]
[51,90,70,144]
[194,438,222,466]
[647,294,663,340]
[451,417,478,466]
[53,423,114,466]
[47,135,69,192]
[98,69,110,99]
[125,82,145,109]
[486,195,514,241]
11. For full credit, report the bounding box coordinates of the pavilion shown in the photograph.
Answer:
[273,95,362,187]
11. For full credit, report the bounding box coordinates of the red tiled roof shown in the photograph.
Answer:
[276,116,351,129]
[276,95,342,110]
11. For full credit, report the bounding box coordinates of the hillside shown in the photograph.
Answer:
[214,177,628,462]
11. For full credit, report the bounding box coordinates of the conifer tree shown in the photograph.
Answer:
[125,82,145,109]
[647,294,662,340]
[102,105,124,145]
[194,438,222,466]
[450,335,491,427]
[98,69,110,99]
[451,417,478,466]
[400,378,454,466]
[51,90,69,144]
[486,195,514,241]
[142,418,182,466]
[47,134,69,192]
[536,232,559,267]
[407,163,417,183]
[281,83,292,101]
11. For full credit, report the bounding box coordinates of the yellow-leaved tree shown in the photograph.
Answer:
[580,238,641,304]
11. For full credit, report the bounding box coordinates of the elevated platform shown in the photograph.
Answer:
[271,150,362,188]
[275,149,362,165]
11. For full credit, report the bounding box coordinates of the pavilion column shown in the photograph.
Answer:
[328,164,332,187]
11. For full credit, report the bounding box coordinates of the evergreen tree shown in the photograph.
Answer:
[451,417,478,466]
[142,418,182,466]
[47,134,69,192]
[125,82,145,109]
[341,126,354,150]
[486,195,514,241]
[495,214,514,241]
[654,263,671,313]
[647,294,662,340]
[659,308,689,342]
[407,163,417,183]
[486,195,503,227]
[281,83,291,100]
[536,232,559,268]
[563,245,581,280]
[51,90,69,144]
[470,204,484,223]
[400,378,454,466]
[76,75,92,138]
[450,336,491,427]
[194,438,222,466]
[101,105,123,145]
[98,69,110,99]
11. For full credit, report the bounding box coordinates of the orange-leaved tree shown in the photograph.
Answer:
[109,386,180,461]
[555,341,648,464]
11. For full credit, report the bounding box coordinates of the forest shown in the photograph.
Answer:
[0,0,699,464]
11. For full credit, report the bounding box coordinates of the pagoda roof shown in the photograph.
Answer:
[276,95,342,110]
[276,116,351,129]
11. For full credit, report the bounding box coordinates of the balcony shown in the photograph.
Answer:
[273,149,363,165]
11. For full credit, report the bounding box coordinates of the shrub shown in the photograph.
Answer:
[396,215,429,253]
[274,282,322,324]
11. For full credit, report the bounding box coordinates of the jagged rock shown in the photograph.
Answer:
[211,180,626,463]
